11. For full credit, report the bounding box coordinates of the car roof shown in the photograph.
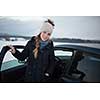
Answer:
[55,44,100,58]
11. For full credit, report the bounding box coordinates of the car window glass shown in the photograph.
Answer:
[1,49,24,71]
[54,50,73,57]
[1,60,24,71]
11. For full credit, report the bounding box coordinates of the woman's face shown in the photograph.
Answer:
[40,31,51,41]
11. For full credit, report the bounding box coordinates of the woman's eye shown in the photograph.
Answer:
[48,33,51,36]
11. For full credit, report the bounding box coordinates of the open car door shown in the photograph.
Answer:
[0,45,27,82]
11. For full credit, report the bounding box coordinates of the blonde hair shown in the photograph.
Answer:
[33,35,41,59]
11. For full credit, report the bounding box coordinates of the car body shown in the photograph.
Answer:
[0,44,100,83]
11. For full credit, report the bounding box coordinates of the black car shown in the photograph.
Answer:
[0,44,100,83]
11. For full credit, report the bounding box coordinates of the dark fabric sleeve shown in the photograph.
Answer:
[12,40,31,61]
[46,41,55,76]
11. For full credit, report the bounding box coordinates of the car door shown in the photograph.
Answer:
[0,46,26,82]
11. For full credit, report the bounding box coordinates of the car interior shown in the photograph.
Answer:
[58,50,86,83]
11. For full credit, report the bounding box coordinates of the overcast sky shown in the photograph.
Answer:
[0,16,100,40]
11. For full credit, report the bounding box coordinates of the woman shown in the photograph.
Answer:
[8,19,55,82]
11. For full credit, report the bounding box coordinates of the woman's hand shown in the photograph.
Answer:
[7,45,16,54]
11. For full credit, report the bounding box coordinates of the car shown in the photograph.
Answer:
[0,44,100,83]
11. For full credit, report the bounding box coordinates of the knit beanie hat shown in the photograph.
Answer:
[40,21,54,33]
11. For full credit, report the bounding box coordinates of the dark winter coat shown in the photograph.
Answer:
[12,36,55,82]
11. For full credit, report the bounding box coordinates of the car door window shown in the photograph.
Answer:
[1,49,24,71]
